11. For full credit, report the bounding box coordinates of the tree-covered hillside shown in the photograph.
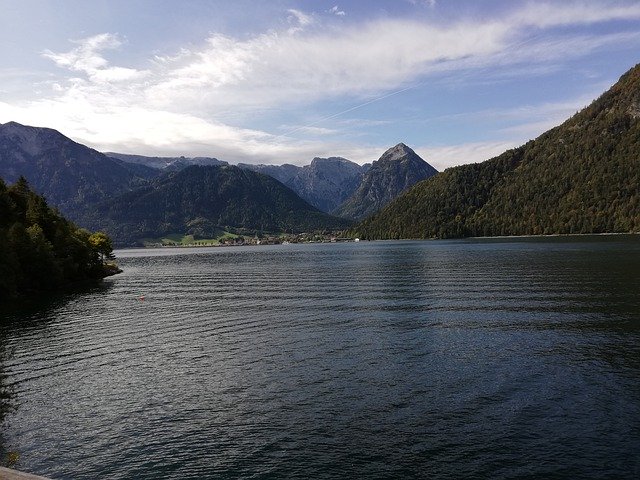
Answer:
[0,177,116,300]
[355,64,640,239]
[83,165,353,245]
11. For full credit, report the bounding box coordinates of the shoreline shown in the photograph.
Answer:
[114,231,640,251]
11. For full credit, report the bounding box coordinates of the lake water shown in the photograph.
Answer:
[1,236,640,479]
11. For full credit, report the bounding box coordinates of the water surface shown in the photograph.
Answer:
[1,236,639,479]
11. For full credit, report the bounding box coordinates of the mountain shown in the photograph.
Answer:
[237,162,301,185]
[106,152,228,171]
[286,157,366,213]
[335,143,438,220]
[355,64,640,239]
[0,122,155,217]
[239,157,368,213]
[110,153,368,214]
[0,122,353,245]
[83,165,353,245]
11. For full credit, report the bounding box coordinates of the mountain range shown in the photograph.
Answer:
[0,122,436,245]
[81,165,351,245]
[3,62,639,246]
[240,157,370,213]
[106,147,437,218]
[105,152,370,213]
[0,122,154,217]
[355,63,640,239]
[106,152,228,171]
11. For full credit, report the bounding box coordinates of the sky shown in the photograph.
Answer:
[0,0,639,170]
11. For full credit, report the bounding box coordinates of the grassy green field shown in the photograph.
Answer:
[141,231,244,247]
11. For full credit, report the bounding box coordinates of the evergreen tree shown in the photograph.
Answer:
[0,178,118,300]
[354,64,640,240]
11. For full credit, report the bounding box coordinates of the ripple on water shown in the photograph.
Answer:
[1,237,640,479]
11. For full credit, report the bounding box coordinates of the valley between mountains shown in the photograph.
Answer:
[1,63,639,246]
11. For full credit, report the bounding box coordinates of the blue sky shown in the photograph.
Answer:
[1,0,639,169]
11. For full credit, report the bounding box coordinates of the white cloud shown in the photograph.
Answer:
[417,141,520,171]
[280,125,338,136]
[1,2,637,166]
[142,19,512,112]
[328,6,346,16]
[286,9,314,33]
[115,5,640,113]
[407,0,437,7]
[512,1,640,28]
[0,95,378,165]
[43,33,149,83]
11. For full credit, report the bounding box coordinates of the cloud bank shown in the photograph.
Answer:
[1,1,639,165]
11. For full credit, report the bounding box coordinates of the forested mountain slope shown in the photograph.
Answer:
[83,165,352,245]
[355,64,640,239]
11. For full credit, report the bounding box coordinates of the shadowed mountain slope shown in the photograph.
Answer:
[0,122,154,218]
[83,165,352,245]
[335,143,438,220]
[355,64,640,239]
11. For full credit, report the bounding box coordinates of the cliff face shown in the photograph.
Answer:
[286,157,366,212]
[240,157,367,213]
[334,143,438,220]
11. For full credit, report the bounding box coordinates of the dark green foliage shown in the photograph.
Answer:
[355,64,640,239]
[0,177,113,300]
[88,232,115,262]
[81,165,353,245]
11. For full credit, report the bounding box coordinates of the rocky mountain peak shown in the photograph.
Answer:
[309,156,352,168]
[0,121,68,155]
[0,121,153,218]
[379,142,416,162]
[333,143,438,220]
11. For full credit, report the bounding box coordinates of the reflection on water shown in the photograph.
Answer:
[1,236,639,479]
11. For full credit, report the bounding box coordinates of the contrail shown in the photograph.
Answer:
[273,83,419,141]
[273,32,547,142]
[274,27,542,141]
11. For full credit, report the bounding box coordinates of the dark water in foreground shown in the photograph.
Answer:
[1,236,640,479]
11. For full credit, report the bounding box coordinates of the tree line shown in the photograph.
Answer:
[0,177,117,300]
[354,64,640,239]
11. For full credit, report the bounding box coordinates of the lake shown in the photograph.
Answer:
[1,236,640,479]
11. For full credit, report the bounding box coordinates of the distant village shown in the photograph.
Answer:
[146,232,359,248]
